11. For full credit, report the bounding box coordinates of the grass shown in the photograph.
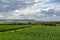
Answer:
[0,25,60,40]
[0,25,32,32]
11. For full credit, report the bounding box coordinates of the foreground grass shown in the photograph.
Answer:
[0,25,60,40]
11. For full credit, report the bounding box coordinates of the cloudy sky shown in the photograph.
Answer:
[0,0,60,21]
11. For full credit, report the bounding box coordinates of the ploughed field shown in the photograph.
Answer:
[0,25,60,40]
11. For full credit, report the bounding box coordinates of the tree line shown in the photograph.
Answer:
[0,22,60,26]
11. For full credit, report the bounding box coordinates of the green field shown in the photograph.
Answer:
[0,25,32,32]
[0,25,60,40]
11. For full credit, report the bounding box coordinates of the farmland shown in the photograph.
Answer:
[0,25,32,32]
[0,24,60,40]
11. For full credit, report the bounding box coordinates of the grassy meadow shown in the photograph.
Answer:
[0,25,32,32]
[0,24,60,40]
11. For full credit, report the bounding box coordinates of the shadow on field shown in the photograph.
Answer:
[0,26,32,32]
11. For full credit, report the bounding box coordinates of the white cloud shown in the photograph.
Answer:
[53,14,56,17]
[34,0,50,2]
[0,15,4,17]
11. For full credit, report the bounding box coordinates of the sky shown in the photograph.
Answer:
[0,0,60,21]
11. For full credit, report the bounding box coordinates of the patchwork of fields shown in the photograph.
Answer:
[0,25,60,40]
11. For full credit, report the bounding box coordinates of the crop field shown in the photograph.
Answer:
[0,25,60,40]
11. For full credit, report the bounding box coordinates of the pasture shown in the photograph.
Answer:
[0,25,60,40]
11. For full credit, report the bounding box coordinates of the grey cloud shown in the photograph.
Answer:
[0,0,35,12]
[36,8,60,21]
[41,8,60,16]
